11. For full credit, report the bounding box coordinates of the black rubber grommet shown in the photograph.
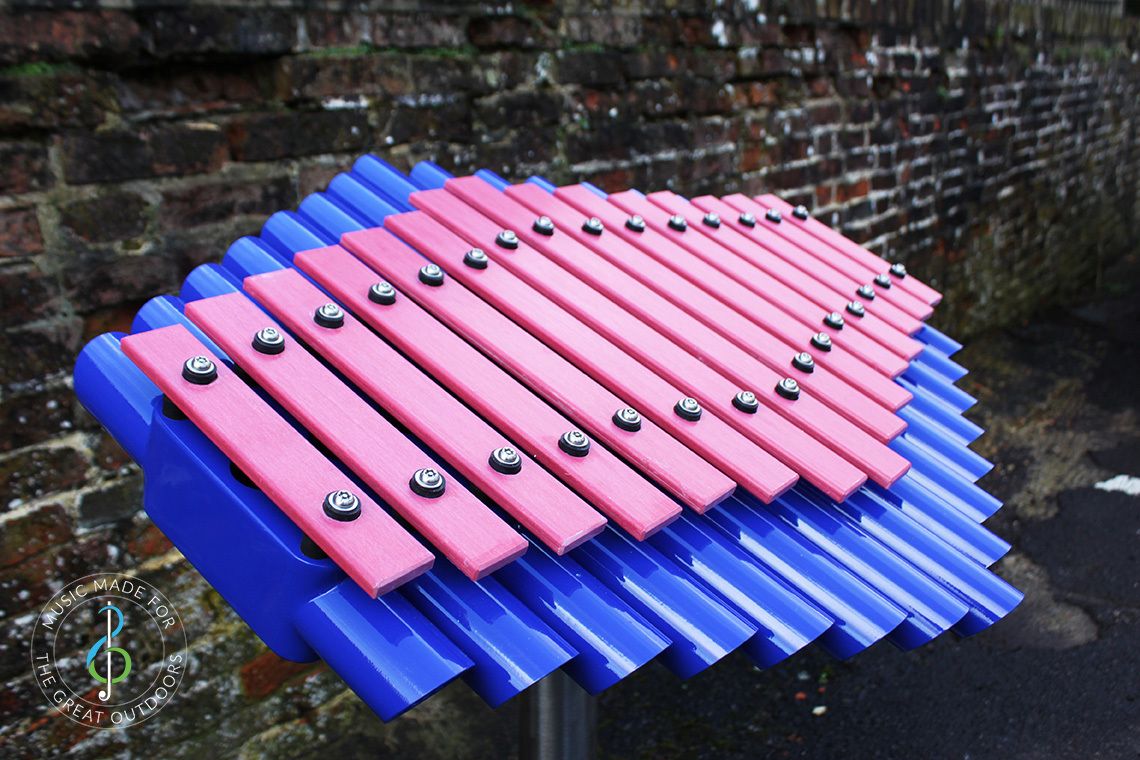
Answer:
[314,303,345,329]
[369,281,397,305]
[613,407,642,432]
[323,489,362,521]
[775,378,801,400]
[732,390,759,414]
[811,332,833,352]
[674,397,702,421]
[182,355,218,384]
[558,430,591,457]
[252,327,285,355]
[823,311,846,330]
[489,446,523,475]
[792,352,815,373]
[463,249,489,269]
[533,216,555,236]
[410,468,446,498]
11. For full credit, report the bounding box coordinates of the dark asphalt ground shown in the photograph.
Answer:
[592,254,1140,760]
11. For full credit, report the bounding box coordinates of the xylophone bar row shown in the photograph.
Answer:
[73,156,1019,722]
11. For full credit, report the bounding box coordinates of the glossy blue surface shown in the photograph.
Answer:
[72,155,1024,724]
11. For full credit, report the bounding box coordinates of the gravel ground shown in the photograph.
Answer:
[592,253,1140,760]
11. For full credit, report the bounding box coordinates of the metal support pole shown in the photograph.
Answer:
[519,669,597,760]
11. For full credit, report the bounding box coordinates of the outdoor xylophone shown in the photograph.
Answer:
[74,156,1022,722]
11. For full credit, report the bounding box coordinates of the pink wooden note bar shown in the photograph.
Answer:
[184,292,528,579]
[554,184,913,411]
[713,194,934,325]
[680,193,928,343]
[288,245,682,538]
[504,182,907,443]
[241,267,611,550]
[332,228,736,514]
[756,193,943,306]
[608,190,910,380]
[371,210,801,504]
[121,324,433,596]
[721,193,931,319]
[445,177,908,491]
[648,190,924,354]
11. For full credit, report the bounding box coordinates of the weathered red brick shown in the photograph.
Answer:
[227,110,371,162]
[0,143,52,195]
[160,176,293,230]
[0,504,73,566]
[60,124,228,185]
[0,10,140,65]
[239,650,321,699]
[0,207,43,257]
[59,192,149,244]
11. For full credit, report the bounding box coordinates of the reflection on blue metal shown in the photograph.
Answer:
[73,154,1023,724]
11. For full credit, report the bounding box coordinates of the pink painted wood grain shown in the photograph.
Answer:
[756,193,943,306]
[121,324,434,596]
[240,267,611,550]
[366,211,801,504]
[446,177,908,492]
[289,245,683,538]
[184,292,528,579]
[608,190,909,379]
[504,181,907,443]
[714,193,934,324]
[333,227,737,513]
[679,193,928,344]
[649,190,925,348]
[554,184,913,411]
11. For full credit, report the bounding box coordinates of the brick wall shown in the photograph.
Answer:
[0,1,1137,757]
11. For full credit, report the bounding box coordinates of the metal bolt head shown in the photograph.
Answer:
[496,229,519,249]
[765,208,782,223]
[733,390,759,414]
[533,216,555,236]
[811,332,833,352]
[889,262,907,278]
[674,396,702,421]
[489,446,523,475]
[874,273,892,289]
[823,311,846,330]
[558,430,591,457]
[369,281,397,305]
[856,284,876,301]
[792,351,815,373]
[410,467,446,498]
[252,327,285,355]
[182,355,218,384]
[738,212,757,227]
[463,248,489,270]
[419,263,445,286]
[582,216,605,235]
[667,214,688,232]
[323,489,361,521]
[776,377,801,400]
[625,215,646,233]
[792,205,810,220]
[613,406,642,432]
[846,300,866,318]
[702,212,721,229]
[314,302,345,329]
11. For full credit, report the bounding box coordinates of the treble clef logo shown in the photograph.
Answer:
[85,603,132,701]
